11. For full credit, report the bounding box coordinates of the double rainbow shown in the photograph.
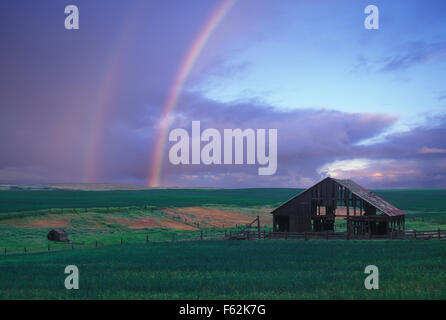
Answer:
[148,0,237,187]
[83,1,236,185]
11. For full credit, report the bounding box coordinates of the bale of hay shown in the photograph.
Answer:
[47,229,69,242]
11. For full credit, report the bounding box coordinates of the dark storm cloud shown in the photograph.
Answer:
[319,114,446,189]
[159,96,397,187]
[157,99,446,188]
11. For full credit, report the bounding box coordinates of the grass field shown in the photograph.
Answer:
[1,188,445,217]
[0,240,444,299]
[0,187,445,299]
[0,188,301,213]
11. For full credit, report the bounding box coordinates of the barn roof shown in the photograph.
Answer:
[333,178,405,217]
[272,177,405,217]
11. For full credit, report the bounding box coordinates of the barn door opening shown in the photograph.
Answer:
[277,216,290,232]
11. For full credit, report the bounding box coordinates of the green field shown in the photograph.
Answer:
[0,240,444,299]
[1,188,445,217]
[0,188,445,299]
[0,188,301,214]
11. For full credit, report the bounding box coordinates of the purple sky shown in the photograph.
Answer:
[0,0,445,188]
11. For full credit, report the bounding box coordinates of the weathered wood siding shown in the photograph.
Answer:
[272,178,339,232]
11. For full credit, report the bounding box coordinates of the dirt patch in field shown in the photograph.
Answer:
[126,218,159,229]
[106,217,196,230]
[163,207,272,228]
[84,219,106,229]
[11,216,70,228]
[156,219,196,230]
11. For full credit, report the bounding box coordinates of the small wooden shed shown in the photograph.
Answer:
[47,229,69,242]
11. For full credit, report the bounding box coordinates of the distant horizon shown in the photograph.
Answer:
[1,181,446,191]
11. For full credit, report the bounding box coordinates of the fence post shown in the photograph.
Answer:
[257,216,261,239]
[201,230,203,240]
[438,228,441,240]
[24,247,26,253]
[146,235,149,243]
[414,230,417,239]
[263,230,266,239]
[304,232,308,241]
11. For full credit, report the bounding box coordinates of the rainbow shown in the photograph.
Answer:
[148,0,237,187]
[84,7,142,183]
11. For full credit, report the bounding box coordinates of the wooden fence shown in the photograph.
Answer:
[404,229,446,240]
[225,230,268,240]
[3,228,445,256]
[226,228,446,241]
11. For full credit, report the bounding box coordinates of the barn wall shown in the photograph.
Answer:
[272,178,340,232]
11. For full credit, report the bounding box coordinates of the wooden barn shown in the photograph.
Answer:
[271,177,405,237]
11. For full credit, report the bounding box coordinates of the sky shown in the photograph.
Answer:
[0,0,445,189]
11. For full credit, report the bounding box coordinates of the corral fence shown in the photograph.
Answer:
[404,229,446,240]
[226,228,446,241]
[224,230,268,240]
